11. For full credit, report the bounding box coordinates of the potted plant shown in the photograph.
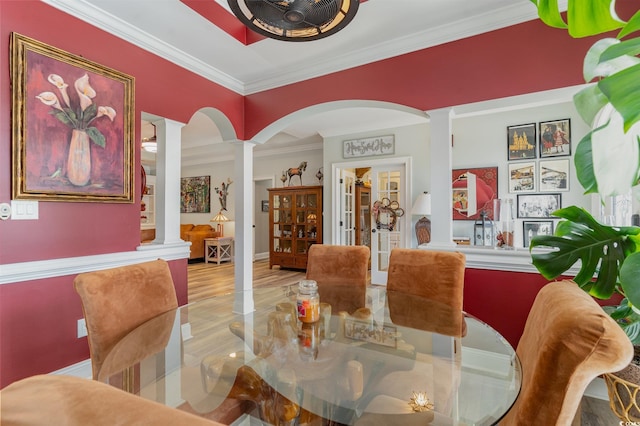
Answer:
[528,0,640,420]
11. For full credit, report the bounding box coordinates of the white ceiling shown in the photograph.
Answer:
[44,0,566,167]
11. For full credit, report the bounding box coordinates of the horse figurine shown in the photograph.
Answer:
[286,161,307,186]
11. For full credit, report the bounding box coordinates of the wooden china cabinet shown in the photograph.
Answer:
[268,185,323,270]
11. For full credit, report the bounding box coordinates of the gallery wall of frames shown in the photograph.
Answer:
[452,100,590,248]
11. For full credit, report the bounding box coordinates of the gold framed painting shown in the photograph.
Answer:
[11,33,135,202]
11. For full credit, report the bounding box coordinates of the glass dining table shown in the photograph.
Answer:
[104,284,521,425]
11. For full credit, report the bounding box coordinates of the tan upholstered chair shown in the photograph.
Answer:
[387,248,466,337]
[0,374,222,426]
[73,259,178,381]
[306,244,370,314]
[500,280,634,425]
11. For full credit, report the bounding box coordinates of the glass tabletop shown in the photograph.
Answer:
[105,285,521,425]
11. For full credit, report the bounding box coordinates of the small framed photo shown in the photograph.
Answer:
[508,161,536,193]
[539,119,571,157]
[523,220,555,247]
[539,159,570,191]
[517,193,561,218]
[261,200,269,212]
[507,123,537,160]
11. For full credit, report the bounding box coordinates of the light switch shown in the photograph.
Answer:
[11,200,38,220]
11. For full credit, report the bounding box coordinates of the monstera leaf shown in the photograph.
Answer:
[530,206,640,300]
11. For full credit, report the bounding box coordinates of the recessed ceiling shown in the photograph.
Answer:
[48,0,567,167]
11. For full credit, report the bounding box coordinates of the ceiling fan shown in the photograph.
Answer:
[227,0,360,42]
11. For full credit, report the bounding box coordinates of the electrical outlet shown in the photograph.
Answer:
[77,318,87,338]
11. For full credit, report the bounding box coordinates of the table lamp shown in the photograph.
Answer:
[412,192,432,245]
[210,210,230,237]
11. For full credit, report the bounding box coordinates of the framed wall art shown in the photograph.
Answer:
[181,176,211,213]
[452,167,498,220]
[523,220,554,247]
[11,33,135,202]
[507,123,536,160]
[517,193,561,218]
[508,161,536,193]
[261,200,269,212]
[539,159,570,191]
[539,119,571,157]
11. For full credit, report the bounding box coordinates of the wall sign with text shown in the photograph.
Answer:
[343,135,395,158]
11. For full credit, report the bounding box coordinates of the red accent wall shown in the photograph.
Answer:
[1,1,635,388]
[0,258,187,387]
[0,1,242,388]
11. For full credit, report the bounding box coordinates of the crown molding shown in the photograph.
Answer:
[41,0,245,94]
[243,3,543,94]
[41,0,552,96]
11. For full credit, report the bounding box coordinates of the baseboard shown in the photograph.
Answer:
[584,377,608,400]
[50,359,92,379]
[254,252,269,261]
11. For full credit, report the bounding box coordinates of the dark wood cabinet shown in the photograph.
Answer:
[268,186,323,270]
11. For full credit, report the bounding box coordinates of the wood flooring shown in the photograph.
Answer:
[187,259,621,425]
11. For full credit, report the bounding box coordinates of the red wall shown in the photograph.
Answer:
[1,1,634,388]
[0,1,242,388]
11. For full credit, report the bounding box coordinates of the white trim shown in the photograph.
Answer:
[584,377,609,400]
[423,243,582,276]
[51,359,92,380]
[40,0,562,95]
[0,243,190,285]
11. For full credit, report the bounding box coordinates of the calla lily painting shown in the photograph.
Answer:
[11,33,134,202]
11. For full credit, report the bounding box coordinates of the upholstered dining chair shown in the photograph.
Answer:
[500,280,633,425]
[73,259,178,382]
[387,248,466,337]
[0,374,222,426]
[306,244,370,314]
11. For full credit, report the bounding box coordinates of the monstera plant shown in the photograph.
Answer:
[528,0,640,344]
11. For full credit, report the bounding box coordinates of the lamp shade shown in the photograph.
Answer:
[412,192,432,216]
[210,210,230,237]
[210,211,230,223]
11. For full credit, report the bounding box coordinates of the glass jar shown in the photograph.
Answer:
[298,322,320,361]
[297,280,320,323]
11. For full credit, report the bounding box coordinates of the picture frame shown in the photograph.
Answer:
[508,161,536,193]
[523,220,554,247]
[261,200,269,212]
[344,318,397,348]
[11,33,135,202]
[539,119,571,158]
[539,159,570,191]
[452,167,498,221]
[507,123,537,160]
[517,193,561,218]
[180,176,211,213]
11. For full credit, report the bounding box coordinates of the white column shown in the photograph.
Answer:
[154,118,185,245]
[427,108,456,248]
[233,140,256,314]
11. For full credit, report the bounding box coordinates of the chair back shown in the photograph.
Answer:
[0,374,221,426]
[500,280,634,425]
[306,244,370,314]
[73,259,178,380]
[387,249,465,335]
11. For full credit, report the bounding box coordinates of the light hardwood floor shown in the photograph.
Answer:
[187,259,621,425]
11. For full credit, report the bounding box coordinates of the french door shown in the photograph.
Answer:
[334,159,410,285]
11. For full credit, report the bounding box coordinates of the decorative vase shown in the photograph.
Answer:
[493,198,515,249]
[67,129,91,186]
